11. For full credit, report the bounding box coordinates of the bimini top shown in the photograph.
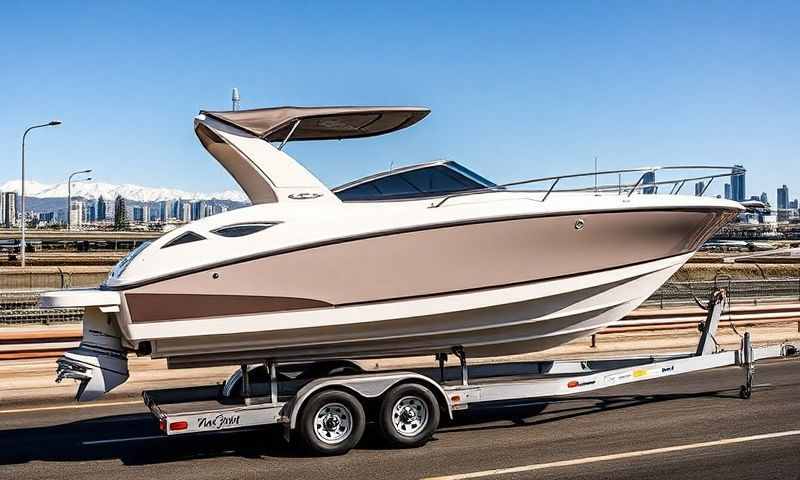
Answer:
[200,106,430,142]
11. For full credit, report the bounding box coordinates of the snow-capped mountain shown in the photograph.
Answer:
[0,179,248,203]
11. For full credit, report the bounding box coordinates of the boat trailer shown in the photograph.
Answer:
[142,288,797,455]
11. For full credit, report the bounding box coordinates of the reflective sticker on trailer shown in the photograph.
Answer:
[603,372,632,385]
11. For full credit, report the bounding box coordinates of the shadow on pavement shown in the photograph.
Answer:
[0,388,742,465]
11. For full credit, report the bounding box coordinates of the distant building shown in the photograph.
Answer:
[158,200,169,222]
[791,199,799,210]
[172,200,183,220]
[85,204,96,223]
[760,192,769,205]
[96,195,107,221]
[39,212,55,224]
[203,204,213,217]
[191,201,206,220]
[114,196,129,230]
[731,165,746,201]
[777,185,789,210]
[142,205,150,223]
[3,192,18,228]
[724,183,732,200]
[0,192,5,226]
[181,202,191,222]
[69,200,84,229]
[132,206,144,223]
[694,181,705,196]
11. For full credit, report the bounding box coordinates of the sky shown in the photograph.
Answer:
[0,1,798,200]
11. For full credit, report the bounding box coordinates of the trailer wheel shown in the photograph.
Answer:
[299,389,365,456]
[377,383,440,448]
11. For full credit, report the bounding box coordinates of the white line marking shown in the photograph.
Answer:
[0,400,142,415]
[422,429,800,480]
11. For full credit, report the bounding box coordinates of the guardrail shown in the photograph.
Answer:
[1,303,799,361]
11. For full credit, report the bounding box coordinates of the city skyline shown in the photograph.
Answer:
[0,2,798,198]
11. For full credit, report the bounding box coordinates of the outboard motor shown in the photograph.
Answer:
[40,291,130,401]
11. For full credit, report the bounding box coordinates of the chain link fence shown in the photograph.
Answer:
[644,279,800,308]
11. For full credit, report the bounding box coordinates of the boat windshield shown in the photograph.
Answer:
[334,161,496,202]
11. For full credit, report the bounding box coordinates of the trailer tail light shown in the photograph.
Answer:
[169,421,188,431]
[159,419,167,432]
[567,380,579,388]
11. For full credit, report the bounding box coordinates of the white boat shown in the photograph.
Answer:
[40,105,744,401]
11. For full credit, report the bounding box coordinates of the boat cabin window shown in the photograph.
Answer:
[334,163,494,202]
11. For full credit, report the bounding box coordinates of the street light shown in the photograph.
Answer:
[67,169,92,231]
[21,120,61,268]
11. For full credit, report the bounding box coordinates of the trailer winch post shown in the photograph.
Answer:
[696,289,726,356]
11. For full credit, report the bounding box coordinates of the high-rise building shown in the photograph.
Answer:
[132,206,144,222]
[724,183,732,200]
[142,205,150,223]
[181,202,191,222]
[642,171,656,194]
[731,165,746,201]
[158,200,169,222]
[114,196,129,230]
[69,200,84,229]
[203,204,213,217]
[96,195,107,221]
[3,192,18,228]
[191,201,206,220]
[760,192,769,205]
[85,204,96,223]
[694,181,705,196]
[172,200,182,220]
[777,185,789,210]
[791,199,799,210]
[0,192,5,226]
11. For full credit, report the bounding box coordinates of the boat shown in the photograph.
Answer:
[40,105,744,401]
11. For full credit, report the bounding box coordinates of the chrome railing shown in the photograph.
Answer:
[430,165,745,208]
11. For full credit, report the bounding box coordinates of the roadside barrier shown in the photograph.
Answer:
[2,303,800,361]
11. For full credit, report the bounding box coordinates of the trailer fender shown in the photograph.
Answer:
[287,371,452,430]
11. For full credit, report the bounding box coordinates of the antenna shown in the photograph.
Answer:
[232,88,240,111]
[594,156,598,192]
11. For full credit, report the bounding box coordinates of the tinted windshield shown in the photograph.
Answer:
[335,163,493,202]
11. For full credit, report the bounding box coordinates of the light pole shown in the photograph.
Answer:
[67,169,92,231]
[21,121,61,267]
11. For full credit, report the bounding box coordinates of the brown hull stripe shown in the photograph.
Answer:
[126,294,331,323]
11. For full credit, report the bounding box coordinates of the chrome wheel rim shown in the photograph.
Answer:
[313,402,352,444]
[392,395,428,437]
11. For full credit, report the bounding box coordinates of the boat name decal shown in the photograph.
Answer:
[197,413,241,430]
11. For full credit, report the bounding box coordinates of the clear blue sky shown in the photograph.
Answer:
[1,1,798,200]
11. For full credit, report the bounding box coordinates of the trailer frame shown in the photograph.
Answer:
[142,289,797,454]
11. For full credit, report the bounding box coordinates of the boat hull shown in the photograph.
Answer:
[155,252,688,367]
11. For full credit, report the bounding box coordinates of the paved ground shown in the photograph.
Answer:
[0,357,798,480]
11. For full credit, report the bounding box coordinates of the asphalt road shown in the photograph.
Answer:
[0,358,798,480]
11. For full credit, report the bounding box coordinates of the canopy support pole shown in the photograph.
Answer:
[277,120,302,151]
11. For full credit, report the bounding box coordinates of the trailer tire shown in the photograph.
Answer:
[377,383,440,448]
[299,389,365,456]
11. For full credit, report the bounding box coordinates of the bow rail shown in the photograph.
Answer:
[430,165,745,208]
